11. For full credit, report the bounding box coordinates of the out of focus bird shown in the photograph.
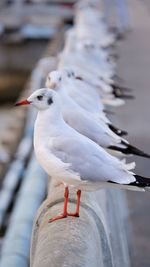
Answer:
[59,30,133,100]
[46,69,127,137]
[46,71,150,159]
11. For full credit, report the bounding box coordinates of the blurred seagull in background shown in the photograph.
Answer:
[46,69,127,137]
[59,30,133,101]
[46,71,150,159]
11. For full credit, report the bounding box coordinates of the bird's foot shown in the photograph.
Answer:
[48,213,67,223]
[48,212,80,222]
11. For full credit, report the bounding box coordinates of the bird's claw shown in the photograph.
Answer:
[48,213,67,223]
[48,212,80,223]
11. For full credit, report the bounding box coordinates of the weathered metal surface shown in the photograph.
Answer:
[30,180,130,267]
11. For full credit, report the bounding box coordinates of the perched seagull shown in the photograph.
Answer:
[59,56,132,100]
[59,30,133,99]
[72,40,133,99]
[58,62,126,107]
[15,89,150,222]
[59,29,114,82]
[74,6,116,47]
[75,72,134,100]
[46,69,127,136]
[46,71,150,158]
[46,69,108,123]
[58,63,130,104]
[59,33,114,86]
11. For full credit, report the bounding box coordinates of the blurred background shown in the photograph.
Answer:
[0,0,150,266]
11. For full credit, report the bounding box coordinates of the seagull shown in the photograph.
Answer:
[15,88,150,222]
[46,69,127,136]
[71,40,134,99]
[59,31,115,86]
[59,30,133,99]
[46,69,108,123]
[58,62,126,107]
[46,71,150,158]
[74,6,116,47]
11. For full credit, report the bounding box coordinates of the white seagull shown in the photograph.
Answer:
[15,89,150,222]
[46,69,108,123]
[46,71,150,159]
[46,69,127,136]
[59,30,114,86]
[59,30,133,100]
[47,69,127,136]
[58,62,125,107]
[74,6,116,47]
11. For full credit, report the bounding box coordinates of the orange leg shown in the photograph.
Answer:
[67,190,81,217]
[48,186,69,223]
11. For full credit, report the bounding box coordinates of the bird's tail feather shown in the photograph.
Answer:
[108,175,150,191]
[130,175,150,189]
[109,142,150,159]
[107,181,145,191]
[103,97,125,107]
[112,87,134,99]
[112,84,133,92]
[108,123,128,136]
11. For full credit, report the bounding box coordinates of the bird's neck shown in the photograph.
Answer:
[39,105,64,123]
[35,107,65,139]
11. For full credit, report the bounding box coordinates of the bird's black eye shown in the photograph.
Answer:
[47,97,53,105]
[59,77,62,81]
[37,95,43,101]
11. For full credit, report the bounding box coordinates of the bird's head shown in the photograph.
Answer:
[46,69,75,90]
[15,88,59,111]
[46,70,63,90]
[64,68,75,79]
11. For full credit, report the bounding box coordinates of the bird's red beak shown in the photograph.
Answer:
[75,76,83,81]
[15,99,31,106]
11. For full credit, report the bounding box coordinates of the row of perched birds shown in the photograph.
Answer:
[16,0,150,223]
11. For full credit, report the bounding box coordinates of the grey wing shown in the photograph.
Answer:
[50,134,135,184]
[66,109,120,147]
